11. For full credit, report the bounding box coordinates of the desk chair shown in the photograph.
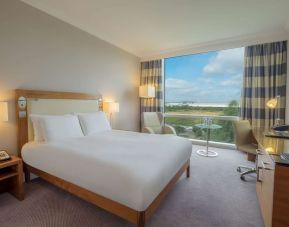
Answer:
[233,120,258,180]
[142,112,176,134]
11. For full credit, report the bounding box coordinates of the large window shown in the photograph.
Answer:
[164,47,244,143]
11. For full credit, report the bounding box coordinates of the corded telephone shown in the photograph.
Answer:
[272,124,289,131]
[0,150,11,161]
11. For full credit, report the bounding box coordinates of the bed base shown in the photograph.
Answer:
[24,159,190,227]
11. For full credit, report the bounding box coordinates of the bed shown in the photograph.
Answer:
[16,89,192,227]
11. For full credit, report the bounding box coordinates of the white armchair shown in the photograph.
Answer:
[142,112,176,135]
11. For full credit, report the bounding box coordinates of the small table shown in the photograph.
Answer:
[0,156,24,200]
[194,122,222,157]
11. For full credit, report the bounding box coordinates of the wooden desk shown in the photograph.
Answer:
[254,129,289,227]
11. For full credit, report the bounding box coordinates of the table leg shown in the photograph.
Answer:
[196,121,218,157]
[206,127,210,155]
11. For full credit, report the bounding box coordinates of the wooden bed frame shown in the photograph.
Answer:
[16,89,191,227]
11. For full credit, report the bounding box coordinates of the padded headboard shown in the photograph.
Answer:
[15,89,102,156]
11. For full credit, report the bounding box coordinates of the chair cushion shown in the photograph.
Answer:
[143,112,161,127]
[238,144,258,155]
[149,126,163,134]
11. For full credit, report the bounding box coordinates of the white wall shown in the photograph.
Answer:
[0,0,140,155]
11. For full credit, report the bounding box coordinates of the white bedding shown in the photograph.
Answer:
[22,130,192,211]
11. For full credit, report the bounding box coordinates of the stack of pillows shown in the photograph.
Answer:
[30,112,111,143]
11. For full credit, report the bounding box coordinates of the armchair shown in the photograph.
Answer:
[142,112,176,135]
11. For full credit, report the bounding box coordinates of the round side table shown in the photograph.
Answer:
[194,122,222,157]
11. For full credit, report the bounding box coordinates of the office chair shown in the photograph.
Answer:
[233,120,258,180]
[142,112,176,135]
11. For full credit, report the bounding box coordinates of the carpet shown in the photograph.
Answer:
[0,145,264,227]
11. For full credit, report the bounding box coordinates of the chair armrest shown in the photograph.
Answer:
[142,126,155,134]
[163,124,176,135]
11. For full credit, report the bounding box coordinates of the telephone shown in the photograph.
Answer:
[272,124,289,132]
[0,150,11,161]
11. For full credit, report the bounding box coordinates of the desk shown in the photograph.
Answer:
[194,122,222,157]
[253,128,289,227]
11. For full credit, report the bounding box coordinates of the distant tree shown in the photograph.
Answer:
[211,100,240,143]
[165,100,240,143]
[224,100,240,116]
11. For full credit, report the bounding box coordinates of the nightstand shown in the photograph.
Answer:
[0,156,24,200]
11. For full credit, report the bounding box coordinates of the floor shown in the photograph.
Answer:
[0,145,264,227]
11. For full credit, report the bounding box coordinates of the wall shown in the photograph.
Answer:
[141,29,288,61]
[0,0,140,155]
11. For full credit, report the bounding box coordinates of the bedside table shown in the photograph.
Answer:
[0,156,24,200]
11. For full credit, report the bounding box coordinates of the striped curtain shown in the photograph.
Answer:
[140,59,163,113]
[241,41,287,129]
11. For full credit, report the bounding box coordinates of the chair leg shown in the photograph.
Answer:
[240,169,256,180]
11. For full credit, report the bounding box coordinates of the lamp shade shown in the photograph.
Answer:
[0,102,8,122]
[107,102,119,113]
[266,98,278,108]
[139,85,155,98]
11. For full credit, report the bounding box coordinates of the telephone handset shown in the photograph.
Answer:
[0,150,11,161]
[272,124,289,131]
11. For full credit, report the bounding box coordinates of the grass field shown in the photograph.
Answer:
[164,103,239,144]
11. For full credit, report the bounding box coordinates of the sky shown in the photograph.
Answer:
[164,47,244,104]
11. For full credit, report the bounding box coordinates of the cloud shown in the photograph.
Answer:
[165,78,192,89]
[165,77,242,103]
[203,47,244,76]
[165,48,244,103]
[165,78,202,102]
[220,74,243,86]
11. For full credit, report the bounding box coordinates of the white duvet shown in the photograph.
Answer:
[22,130,192,211]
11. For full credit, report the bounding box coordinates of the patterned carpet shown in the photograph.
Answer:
[0,145,264,227]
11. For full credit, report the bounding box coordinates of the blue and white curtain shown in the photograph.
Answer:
[241,41,287,129]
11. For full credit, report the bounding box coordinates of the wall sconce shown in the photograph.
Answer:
[139,85,155,98]
[0,102,8,122]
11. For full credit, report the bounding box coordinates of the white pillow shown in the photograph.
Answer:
[77,112,111,135]
[30,115,45,142]
[39,115,84,142]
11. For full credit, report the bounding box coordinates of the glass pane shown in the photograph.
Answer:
[164,47,244,144]
[165,116,235,144]
[164,47,244,116]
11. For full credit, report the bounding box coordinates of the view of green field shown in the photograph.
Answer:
[164,100,240,144]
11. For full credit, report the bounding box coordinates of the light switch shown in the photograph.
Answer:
[19,111,26,118]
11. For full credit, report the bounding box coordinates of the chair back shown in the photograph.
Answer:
[142,112,163,133]
[233,120,252,147]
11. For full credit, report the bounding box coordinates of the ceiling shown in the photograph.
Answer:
[22,0,289,58]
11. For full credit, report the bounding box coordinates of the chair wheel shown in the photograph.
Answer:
[240,175,245,181]
[237,167,241,172]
